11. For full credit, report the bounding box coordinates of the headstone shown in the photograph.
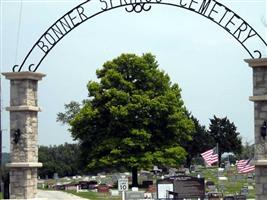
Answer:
[235,175,243,180]
[173,175,205,199]
[206,181,215,186]
[208,185,217,192]
[223,196,235,200]
[225,161,231,171]
[147,185,156,193]
[132,187,138,191]
[110,189,119,196]
[219,184,225,191]
[125,191,144,200]
[248,185,254,190]
[235,194,246,200]
[53,173,58,180]
[207,192,223,200]
[240,187,249,196]
[97,184,109,193]
[185,168,190,175]
[142,180,153,188]
[190,165,195,172]
[144,192,152,199]
[227,170,234,176]
[218,168,224,177]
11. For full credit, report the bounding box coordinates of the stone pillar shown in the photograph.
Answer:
[245,58,267,200]
[2,72,45,199]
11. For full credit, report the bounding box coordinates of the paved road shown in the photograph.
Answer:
[37,190,87,199]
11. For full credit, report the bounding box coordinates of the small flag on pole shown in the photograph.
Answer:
[236,159,255,173]
[201,147,218,166]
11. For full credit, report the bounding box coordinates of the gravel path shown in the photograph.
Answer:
[37,190,87,199]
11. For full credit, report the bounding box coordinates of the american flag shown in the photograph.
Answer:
[236,159,255,173]
[201,148,218,166]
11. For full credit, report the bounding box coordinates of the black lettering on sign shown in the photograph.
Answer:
[198,0,211,15]
[37,5,88,54]
[51,24,64,40]
[37,41,49,53]
[189,0,199,11]
[100,0,113,10]
[207,2,219,21]
[218,7,230,24]
[44,33,56,45]
[16,0,266,72]
[224,14,237,32]
[179,0,187,7]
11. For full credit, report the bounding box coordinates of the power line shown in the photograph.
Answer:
[14,0,23,65]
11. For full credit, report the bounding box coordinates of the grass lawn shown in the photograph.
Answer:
[58,166,256,199]
[195,166,255,198]
[66,190,121,200]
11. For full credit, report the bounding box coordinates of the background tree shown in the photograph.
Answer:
[182,112,214,167]
[38,143,81,178]
[207,115,242,165]
[236,141,254,160]
[58,53,194,186]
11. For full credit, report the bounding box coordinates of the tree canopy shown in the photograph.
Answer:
[182,112,214,167]
[207,115,242,165]
[58,53,194,185]
[38,143,81,178]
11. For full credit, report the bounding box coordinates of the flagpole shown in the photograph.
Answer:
[217,143,219,192]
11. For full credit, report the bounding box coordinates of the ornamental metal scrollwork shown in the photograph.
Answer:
[28,64,37,72]
[12,65,19,72]
[13,64,37,72]
[125,3,151,13]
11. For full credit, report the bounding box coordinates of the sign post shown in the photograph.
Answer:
[118,178,128,200]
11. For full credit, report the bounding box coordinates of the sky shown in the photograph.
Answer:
[1,0,267,152]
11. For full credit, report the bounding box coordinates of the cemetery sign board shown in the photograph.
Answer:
[173,175,205,199]
[157,175,205,199]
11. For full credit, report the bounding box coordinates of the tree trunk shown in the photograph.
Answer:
[218,152,222,167]
[186,156,192,169]
[132,167,138,187]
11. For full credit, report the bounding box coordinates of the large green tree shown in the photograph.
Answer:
[58,53,194,186]
[207,115,242,165]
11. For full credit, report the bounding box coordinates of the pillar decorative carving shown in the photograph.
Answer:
[245,58,267,200]
[2,72,45,199]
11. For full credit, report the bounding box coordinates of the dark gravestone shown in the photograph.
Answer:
[240,187,249,196]
[235,194,246,200]
[125,191,144,200]
[224,196,235,200]
[208,192,223,200]
[97,184,109,193]
[173,175,205,199]
[142,180,153,188]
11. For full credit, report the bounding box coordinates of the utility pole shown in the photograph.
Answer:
[0,74,2,193]
[0,74,3,192]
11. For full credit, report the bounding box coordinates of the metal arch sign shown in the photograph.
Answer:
[13,0,267,72]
